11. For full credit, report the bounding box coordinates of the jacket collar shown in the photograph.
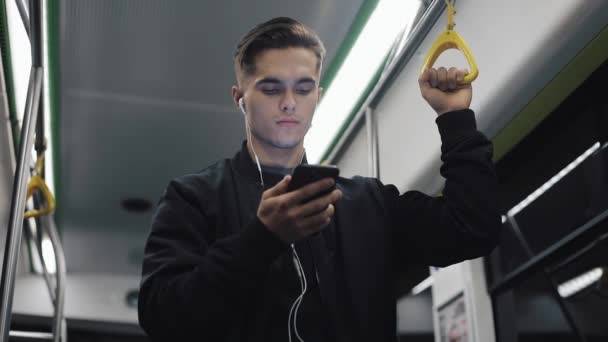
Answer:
[233,141,262,183]
[232,140,308,184]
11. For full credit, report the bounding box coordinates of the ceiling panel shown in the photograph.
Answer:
[57,0,365,274]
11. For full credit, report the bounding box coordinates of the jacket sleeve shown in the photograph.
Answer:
[382,109,501,269]
[138,177,287,341]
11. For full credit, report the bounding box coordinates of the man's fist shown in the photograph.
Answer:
[419,67,472,116]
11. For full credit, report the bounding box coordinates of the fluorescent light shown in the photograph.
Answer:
[6,1,55,195]
[42,0,55,195]
[558,267,603,298]
[305,0,422,163]
[507,142,600,217]
[41,237,56,274]
[411,275,433,295]
[6,0,32,125]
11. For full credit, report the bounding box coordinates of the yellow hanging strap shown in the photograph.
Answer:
[421,0,479,84]
[24,154,56,219]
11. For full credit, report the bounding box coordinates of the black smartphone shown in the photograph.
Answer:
[287,164,340,201]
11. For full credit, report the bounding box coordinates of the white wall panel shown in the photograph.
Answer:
[372,0,608,193]
[335,123,370,179]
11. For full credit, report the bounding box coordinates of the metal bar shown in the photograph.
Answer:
[43,216,66,342]
[365,107,373,177]
[364,107,379,178]
[15,0,31,39]
[506,214,535,256]
[31,80,54,302]
[26,216,56,304]
[35,103,45,158]
[545,275,589,342]
[0,67,42,342]
[29,193,56,304]
[9,330,53,341]
[60,319,66,342]
[546,231,608,274]
[511,214,589,342]
[327,0,447,163]
[493,290,518,342]
[490,208,608,294]
[38,238,56,305]
[23,3,64,339]
[28,0,42,67]
[504,216,589,342]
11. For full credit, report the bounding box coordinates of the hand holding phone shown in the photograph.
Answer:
[287,164,339,202]
[257,165,341,243]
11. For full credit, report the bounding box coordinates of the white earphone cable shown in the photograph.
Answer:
[241,97,308,342]
[288,244,307,342]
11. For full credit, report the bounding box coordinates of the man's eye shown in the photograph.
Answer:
[262,88,281,95]
[296,87,313,95]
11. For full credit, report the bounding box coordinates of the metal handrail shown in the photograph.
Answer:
[0,65,42,342]
[1,1,67,341]
[9,330,53,341]
[365,107,379,178]
[20,207,66,342]
[489,208,608,295]
[43,217,67,342]
[28,0,41,69]
[24,204,56,304]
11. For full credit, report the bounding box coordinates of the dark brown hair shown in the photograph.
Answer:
[234,17,326,82]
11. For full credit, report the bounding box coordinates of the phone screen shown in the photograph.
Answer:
[287,165,339,201]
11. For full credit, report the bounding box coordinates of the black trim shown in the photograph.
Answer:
[489,208,608,294]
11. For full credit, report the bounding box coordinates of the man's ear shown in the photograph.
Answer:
[231,86,242,109]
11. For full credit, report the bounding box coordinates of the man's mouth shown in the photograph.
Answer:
[276,119,300,127]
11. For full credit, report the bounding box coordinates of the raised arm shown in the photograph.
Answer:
[386,66,500,270]
[384,109,501,269]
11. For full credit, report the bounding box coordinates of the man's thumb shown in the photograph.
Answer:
[266,175,291,197]
[418,67,431,88]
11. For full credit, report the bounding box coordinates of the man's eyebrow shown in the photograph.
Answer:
[255,77,282,86]
[255,77,317,86]
[295,78,316,86]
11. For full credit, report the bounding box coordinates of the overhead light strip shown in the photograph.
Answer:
[305,0,422,163]
[507,142,601,217]
[411,275,433,295]
[558,267,603,298]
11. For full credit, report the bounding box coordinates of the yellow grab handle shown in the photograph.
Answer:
[24,175,56,219]
[421,30,479,84]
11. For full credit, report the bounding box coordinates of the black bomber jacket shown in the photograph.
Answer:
[138,109,501,342]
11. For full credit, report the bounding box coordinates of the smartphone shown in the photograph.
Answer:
[287,164,340,201]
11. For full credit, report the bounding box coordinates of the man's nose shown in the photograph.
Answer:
[280,91,296,114]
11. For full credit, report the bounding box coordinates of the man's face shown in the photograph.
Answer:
[234,47,322,150]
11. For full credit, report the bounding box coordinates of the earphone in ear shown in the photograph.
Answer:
[239,96,265,186]
[238,98,246,115]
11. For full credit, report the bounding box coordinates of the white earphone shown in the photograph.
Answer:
[239,95,308,342]
[238,97,246,115]
[238,96,265,186]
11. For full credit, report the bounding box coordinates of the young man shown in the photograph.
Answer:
[138,17,500,342]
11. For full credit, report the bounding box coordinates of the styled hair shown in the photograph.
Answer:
[234,17,326,81]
